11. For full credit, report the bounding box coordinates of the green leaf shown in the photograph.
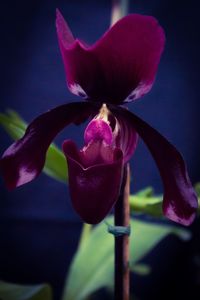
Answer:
[6,110,27,129]
[129,194,163,217]
[0,281,52,300]
[194,182,200,197]
[135,186,154,198]
[0,113,25,140]
[62,217,191,300]
[194,183,200,214]
[131,264,151,275]
[129,187,163,217]
[43,143,68,182]
[0,110,67,183]
[77,223,92,249]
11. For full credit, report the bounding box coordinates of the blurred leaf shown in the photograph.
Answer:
[0,110,67,182]
[194,183,200,214]
[129,186,163,217]
[43,143,68,182]
[0,281,52,300]
[131,264,151,275]
[6,110,27,129]
[0,113,25,140]
[135,186,154,198]
[129,194,163,217]
[194,182,200,197]
[78,223,92,249]
[62,217,190,300]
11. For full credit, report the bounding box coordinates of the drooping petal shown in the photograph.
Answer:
[112,106,198,226]
[63,140,123,224]
[0,102,97,189]
[56,10,165,104]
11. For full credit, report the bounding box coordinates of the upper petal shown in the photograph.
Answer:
[112,106,198,226]
[0,102,97,189]
[56,10,165,104]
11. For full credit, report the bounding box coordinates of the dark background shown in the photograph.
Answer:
[0,0,200,299]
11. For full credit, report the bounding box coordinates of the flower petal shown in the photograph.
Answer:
[114,113,138,163]
[0,102,97,189]
[56,10,165,104]
[112,107,198,226]
[63,140,123,224]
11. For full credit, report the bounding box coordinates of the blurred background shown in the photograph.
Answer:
[0,0,200,299]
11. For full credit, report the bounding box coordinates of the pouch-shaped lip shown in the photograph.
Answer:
[63,139,123,224]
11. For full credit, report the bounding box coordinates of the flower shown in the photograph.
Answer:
[0,10,198,225]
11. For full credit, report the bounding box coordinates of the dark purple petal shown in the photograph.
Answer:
[56,8,75,47]
[0,102,97,189]
[112,106,198,226]
[56,10,165,104]
[114,113,138,163]
[63,140,123,224]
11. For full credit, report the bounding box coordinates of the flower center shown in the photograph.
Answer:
[84,104,114,146]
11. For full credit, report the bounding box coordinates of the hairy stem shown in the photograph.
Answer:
[114,164,130,300]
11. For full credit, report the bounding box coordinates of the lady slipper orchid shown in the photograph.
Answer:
[0,10,198,225]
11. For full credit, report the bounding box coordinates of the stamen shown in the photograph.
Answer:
[97,103,110,123]
[97,103,120,145]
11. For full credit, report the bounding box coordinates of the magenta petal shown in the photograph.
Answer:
[0,102,96,189]
[63,140,123,224]
[56,10,165,104]
[113,107,198,226]
[56,9,75,47]
[84,118,113,145]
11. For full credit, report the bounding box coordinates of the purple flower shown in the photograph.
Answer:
[0,10,198,225]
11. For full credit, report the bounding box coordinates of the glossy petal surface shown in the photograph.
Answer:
[63,140,123,224]
[0,102,96,189]
[56,10,165,104]
[112,107,198,225]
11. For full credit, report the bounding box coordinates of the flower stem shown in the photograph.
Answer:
[114,164,130,300]
[111,0,129,26]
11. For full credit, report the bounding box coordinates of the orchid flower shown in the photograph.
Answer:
[0,10,198,225]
